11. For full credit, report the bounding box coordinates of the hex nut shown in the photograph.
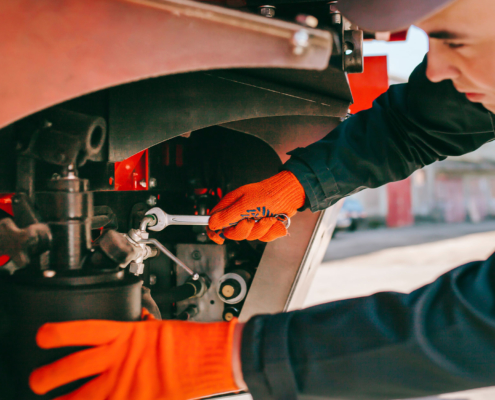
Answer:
[146,195,157,206]
[259,5,275,18]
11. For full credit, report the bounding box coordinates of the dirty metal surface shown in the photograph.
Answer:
[109,72,347,161]
[221,115,340,163]
[0,0,332,130]
[175,244,227,322]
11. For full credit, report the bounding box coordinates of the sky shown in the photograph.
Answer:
[363,26,429,82]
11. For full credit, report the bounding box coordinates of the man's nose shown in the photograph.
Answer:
[425,44,461,83]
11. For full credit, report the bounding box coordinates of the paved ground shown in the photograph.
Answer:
[323,220,495,262]
[305,221,495,400]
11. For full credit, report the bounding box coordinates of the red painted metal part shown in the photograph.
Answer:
[0,0,332,130]
[0,194,13,266]
[348,56,413,227]
[0,194,14,217]
[389,30,409,42]
[348,56,389,114]
[114,150,149,191]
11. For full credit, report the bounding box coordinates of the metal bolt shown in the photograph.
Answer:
[258,5,275,18]
[191,250,202,260]
[43,270,56,278]
[295,14,318,28]
[149,274,157,286]
[328,1,341,24]
[139,179,147,188]
[146,195,157,206]
[291,30,310,56]
[197,233,208,243]
[149,177,157,188]
[52,173,61,180]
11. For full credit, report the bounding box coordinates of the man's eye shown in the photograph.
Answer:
[446,42,465,49]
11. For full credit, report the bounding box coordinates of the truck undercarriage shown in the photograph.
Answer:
[0,0,376,397]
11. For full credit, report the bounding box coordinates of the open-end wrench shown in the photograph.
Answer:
[144,207,290,232]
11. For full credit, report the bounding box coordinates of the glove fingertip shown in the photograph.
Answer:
[36,323,57,349]
[208,213,229,231]
[29,369,48,395]
[207,228,225,245]
[259,221,287,242]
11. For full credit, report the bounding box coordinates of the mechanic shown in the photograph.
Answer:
[28,0,495,399]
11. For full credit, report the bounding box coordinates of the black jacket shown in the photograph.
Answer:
[241,56,495,399]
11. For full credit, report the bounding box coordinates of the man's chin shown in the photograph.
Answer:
[480,102,495,113]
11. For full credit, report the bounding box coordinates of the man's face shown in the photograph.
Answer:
[417,0,495,112]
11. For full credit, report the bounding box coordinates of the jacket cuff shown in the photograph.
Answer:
[283,148,341,212]
[241,314,298,400]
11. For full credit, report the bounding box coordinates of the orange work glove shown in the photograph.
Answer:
[29,314,239,400]
[207,170,306,244]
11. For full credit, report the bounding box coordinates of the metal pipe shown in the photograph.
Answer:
[138,238,199,280]
[139,216,155,232]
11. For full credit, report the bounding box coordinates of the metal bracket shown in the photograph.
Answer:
[343,30,364,74]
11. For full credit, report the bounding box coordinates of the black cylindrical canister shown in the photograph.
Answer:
[3,275,142,400]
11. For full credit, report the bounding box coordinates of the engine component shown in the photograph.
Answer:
[217,269,252,304]
[16,108,106,167]
[223,306,240,322]
[140,237,200,280]
[177,305,199,320]
[124,228,158,276]
[153,276,210,304]
[175,244,229,322]
[6,275,141,400]
[2,110,143,400]
[36,167,93,270]
[0,218,51,269]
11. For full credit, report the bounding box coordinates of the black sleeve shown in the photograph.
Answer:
[284,55,495,212]
[241,251,495,400]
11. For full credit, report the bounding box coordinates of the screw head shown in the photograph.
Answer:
[191,250,202,260]
[295,14,318,28]
[291,30,310,55]
[149,177,157,188]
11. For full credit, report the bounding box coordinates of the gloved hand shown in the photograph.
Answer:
[207,171,306,244]
[29,311,239,400]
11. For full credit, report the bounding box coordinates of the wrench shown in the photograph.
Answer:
[145,207,290,232]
